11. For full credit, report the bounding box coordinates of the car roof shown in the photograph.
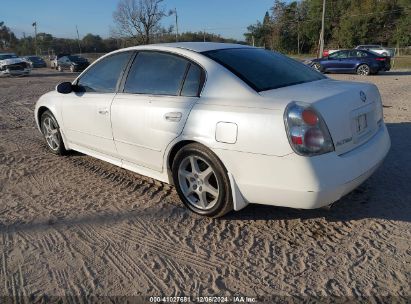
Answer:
[124,42,252,53]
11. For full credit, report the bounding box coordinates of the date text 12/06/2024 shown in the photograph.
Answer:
[149,296,257,303]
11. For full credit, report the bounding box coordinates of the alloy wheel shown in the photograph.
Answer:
[357,65,370,75]
[42,117,60,151]
[177,155,220,210]
[313,63,321,71]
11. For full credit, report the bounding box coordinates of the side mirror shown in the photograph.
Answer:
[56,82,73,94]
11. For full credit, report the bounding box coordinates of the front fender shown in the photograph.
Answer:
[35,91,70,149]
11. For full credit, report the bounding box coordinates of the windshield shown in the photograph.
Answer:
[29,56,43,61]
[202,48,325,92]
[0,54,18,60]
[68,55,86,62]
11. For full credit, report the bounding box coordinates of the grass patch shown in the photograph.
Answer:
[391,56,411,70]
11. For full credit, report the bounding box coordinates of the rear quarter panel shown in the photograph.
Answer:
[182,100,293,157]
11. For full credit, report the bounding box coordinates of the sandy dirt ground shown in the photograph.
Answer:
[0,69,410,303]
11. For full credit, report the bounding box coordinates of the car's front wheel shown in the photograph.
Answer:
[356,64,370,76]
[172,143,233,217]
[40,110,66,155]
[312,62,322,72]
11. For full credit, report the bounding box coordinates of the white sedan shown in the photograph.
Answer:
[34,42,390,217]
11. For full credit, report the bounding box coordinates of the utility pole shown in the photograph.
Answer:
[174,8,179,42]
[252,35,255,47]
[32,21,37,55]
[297,16,300,54]
[76,25,82,54]
[319,0,326,58]
[297,25,300,54]
[203,29,206,42]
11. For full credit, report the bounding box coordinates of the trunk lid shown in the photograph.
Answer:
[260,79,383,155]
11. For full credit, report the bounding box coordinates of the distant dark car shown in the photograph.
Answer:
[57,55,89,72]
[23,55,47,68]
[310,49,390,75]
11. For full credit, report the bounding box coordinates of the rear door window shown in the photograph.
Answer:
[329,51,348,59]
[181,64,202,97]
[124,51,190,96]
[349,50,368,58]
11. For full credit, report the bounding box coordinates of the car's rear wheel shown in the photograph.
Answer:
[40,111,66,155]
[357,64,370,76]
[172,143,233,217]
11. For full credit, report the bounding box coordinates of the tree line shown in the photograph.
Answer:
[1,0,409,56]
[0,23,239,56]
[0,0,239,56]
[244,0,411,54]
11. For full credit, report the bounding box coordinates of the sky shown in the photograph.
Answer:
[2,0,276,41]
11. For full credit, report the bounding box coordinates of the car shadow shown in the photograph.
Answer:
[38,122,411,225]
[227,122,411,223]
[0,205,185,235]
[30,71,80,77]
[378,70,411,76]
[1,123,410,235]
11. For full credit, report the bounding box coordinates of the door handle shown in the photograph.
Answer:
[164,112,182,122]
[98,108,109,115]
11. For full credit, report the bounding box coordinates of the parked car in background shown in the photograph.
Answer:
[355,45,392,57]
[57,55,89,72]
[309,49,390,75]
[0,53,31,76]
[50,53,70,69]
[34,43,390,217]
[23,55,47,68]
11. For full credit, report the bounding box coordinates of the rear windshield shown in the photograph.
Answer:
[202,48,325,92]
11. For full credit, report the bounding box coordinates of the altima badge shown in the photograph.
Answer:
[360,91,367,102]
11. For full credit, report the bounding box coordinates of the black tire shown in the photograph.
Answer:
[40,110,66,155]
[356,64,370,76]
[172,143,233,218]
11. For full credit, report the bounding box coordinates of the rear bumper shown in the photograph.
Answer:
[32,63,47,68]
[215,124,390,209]
[73,64,89,72]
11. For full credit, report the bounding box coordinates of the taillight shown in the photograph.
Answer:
[284,102,334,156]
[375,58,386,61]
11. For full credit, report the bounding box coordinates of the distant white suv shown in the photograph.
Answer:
[0,53,31,76]
[355,45,392,57]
